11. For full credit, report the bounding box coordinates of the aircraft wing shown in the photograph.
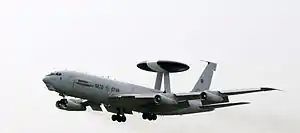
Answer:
[108,94,156,107]
[220,87,280,96]
[174,87,279,100]
[200,102,250,109]
[108,92,206,107]
[107,93,193,113]
[109,92,209,104]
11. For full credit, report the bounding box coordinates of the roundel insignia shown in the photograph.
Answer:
[200,79,204,83]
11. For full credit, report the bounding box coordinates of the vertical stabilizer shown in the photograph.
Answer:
[191,61,217,92]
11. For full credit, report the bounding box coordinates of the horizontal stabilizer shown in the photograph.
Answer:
[220,87,280,96]
[200,102,250,109]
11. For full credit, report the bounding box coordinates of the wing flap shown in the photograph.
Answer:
[220,87,279,95]
[200,102,250,109]
[108,94,156,107]
[174,92,202,101]
[104,105,133,114]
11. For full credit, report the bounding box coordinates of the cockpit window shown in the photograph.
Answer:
[46,72,62,76]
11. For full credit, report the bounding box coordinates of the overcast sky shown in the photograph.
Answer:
[1,0,300,133]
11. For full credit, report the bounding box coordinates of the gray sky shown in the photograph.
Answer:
[1,0,300,133]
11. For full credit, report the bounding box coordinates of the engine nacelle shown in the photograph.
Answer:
[200,91,229,105]
[55,99,87,111]
[153,94,177,105]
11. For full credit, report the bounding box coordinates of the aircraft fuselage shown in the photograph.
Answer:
[42,70,213,115]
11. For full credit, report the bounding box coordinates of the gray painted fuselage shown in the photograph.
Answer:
[43,70,214,115]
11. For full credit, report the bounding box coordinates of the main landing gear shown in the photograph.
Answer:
[111,114,126,122]
[111,108,126,122]
[142,113,157,121]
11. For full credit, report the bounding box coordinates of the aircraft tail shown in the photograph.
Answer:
[191,60,217,92]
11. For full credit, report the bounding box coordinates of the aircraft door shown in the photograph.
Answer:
[72,78,94,97]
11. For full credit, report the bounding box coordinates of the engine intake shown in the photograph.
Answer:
[200,91,229,105]
[56,99,87,111]
[153,94,177,105]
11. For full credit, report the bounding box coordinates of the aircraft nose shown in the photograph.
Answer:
[42,76,49,84]
[42,76,56,91]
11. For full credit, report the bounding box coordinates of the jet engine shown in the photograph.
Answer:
[200,91,229,105]
[55,99,87,111]
[153,94,177,105]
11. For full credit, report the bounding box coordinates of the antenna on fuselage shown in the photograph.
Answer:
[137,60,189,93]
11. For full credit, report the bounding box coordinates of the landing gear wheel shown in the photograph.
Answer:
[152,114,157,120]
[111,115,118,121]
[60,99,68,104]
[142,113,157,121]
[121,115,126,122]
[56,99,67,109]
[111,114,126,122]
[56,100,60,107]
[142,113,147,119]
[148,113,153,120]
[117,117,122,122]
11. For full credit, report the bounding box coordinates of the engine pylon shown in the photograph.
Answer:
[137,60,190,93]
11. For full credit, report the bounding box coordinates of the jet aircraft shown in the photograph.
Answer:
[42,60,278,122]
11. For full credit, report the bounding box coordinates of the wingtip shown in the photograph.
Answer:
[261,87,282,92]
[237,102,251,105]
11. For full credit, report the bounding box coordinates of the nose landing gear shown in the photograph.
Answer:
[56,93,68,108]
